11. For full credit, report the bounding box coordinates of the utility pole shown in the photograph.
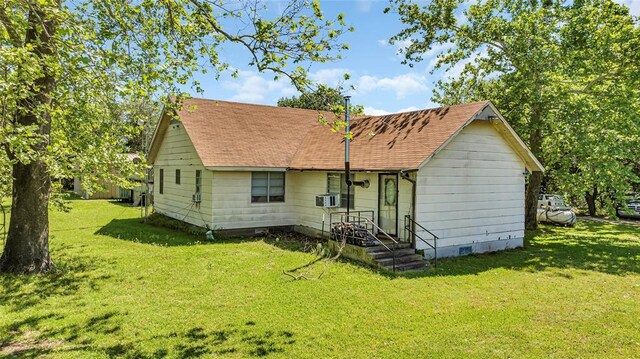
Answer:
[344,96,351,219]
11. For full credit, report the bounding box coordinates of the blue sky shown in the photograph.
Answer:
[188,0,640,115]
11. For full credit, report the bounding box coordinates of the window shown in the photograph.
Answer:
[251,172,285,203]
[159,168,164,194]
[327,173,354,209]
[195,170,202,194]
[175,169,181,185]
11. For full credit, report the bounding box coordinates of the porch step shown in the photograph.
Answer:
[384,260,428,271]
[366,242,429,271]
[366,242,412,252]
[367,248,415,259]
[375,254,425,266]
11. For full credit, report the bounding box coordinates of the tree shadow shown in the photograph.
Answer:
[97,218,324,251]
[382,221,640,279]
[95,218,207,246]
[1,313,295,358]
[0,309,124,358]
[0,247,112,312]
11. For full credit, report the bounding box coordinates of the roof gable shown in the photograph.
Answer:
[147,98,543,172]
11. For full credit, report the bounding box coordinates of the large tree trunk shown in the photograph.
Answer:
[0,3,57,274]
[525,170,543,230]
[584,184,598,217]
[525,124,544,230]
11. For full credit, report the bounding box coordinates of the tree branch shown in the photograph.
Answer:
[0,2,21,46]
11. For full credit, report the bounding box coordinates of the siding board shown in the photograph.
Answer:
[415,120,526,253]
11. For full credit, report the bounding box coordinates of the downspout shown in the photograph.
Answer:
[400,169,417,249]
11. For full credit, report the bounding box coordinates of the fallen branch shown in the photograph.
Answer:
[282,270,310,280]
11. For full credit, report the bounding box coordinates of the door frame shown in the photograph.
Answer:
[377,173,399,237]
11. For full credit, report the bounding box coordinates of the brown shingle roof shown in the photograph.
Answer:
[151,98,495,171]
[290,101,489,170]
[176,99,332,168]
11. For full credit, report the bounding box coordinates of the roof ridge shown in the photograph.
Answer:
[183,97,336,116]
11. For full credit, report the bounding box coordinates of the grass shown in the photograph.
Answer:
[1,199,639,358]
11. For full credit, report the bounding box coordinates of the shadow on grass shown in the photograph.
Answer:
[1,312,296,358]
[0,248,112,312]
[385,221,640,279]
[95,218,210,246]
[97,218,321,251]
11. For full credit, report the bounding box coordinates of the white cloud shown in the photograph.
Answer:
[356,73,428,99]
[222,70,295,103]
[392,39,414,57]
[424,41,454,58]
[363,106,391,116]
[357,0,373,13]
[396,106,420,113]
[619,0,640,16]
[377,39,389,47]
[308,68,350,87]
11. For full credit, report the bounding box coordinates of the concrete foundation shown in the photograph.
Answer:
[421,237,523,259]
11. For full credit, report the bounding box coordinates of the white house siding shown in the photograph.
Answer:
[289,171,412,239]
[415,120,526,257]
[210,171,295,230]
[153,122,213,227]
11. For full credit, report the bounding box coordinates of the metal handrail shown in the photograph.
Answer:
[404,215,438,268]
[332,212,399,272]
[350,215,399,272]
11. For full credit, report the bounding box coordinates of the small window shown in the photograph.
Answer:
[195,170,202,194]
[251,172,285,203]
[159,168,164,194]
[327,173,354,209]
[175,169,181,185]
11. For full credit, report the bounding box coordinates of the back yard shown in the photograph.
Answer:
[1,199,639,358]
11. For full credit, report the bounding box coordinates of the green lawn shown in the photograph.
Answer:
[1,200,639,358]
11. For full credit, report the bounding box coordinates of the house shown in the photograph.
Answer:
[147,98,543,260]
[74,153,148,205]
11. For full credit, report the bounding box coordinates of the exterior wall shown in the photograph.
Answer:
[290,171,412,240]
[415,120,526,258]
[210,171,295,230]
[153,121,213,227]
[73,178,119,200]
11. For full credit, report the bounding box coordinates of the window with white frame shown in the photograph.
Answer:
[251,172,285,203]
[327,173,354,209]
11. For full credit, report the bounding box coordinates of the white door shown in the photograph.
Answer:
[378,174,398,236]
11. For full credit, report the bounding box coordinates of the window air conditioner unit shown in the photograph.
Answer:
[315,193,340,208]
[192,193,202,203]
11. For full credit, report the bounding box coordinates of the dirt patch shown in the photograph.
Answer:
[0,330,65,356]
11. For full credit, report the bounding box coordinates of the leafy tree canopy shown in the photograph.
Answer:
[387,0,640,221]
[277,85,348,111]
[0,0,352,273]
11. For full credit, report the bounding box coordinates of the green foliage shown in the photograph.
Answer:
[388,0,640,214]
[277,84,348,111]
[277,84,364,136]
[1,200,640,356]
[0,0,352,198]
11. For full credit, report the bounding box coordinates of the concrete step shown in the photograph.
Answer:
[376,254,425,265]
[366,242,411,252]
[383,260,428,271]
[368,248,415,259]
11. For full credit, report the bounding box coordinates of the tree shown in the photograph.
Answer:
[387,0,639,227]
[278,84,347,111]
[0,0,352,273]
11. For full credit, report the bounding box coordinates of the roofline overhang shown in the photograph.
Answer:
[484,101,545,172]
[202,167,418,172]
[204,166,288,172]
[416,101,544,173]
